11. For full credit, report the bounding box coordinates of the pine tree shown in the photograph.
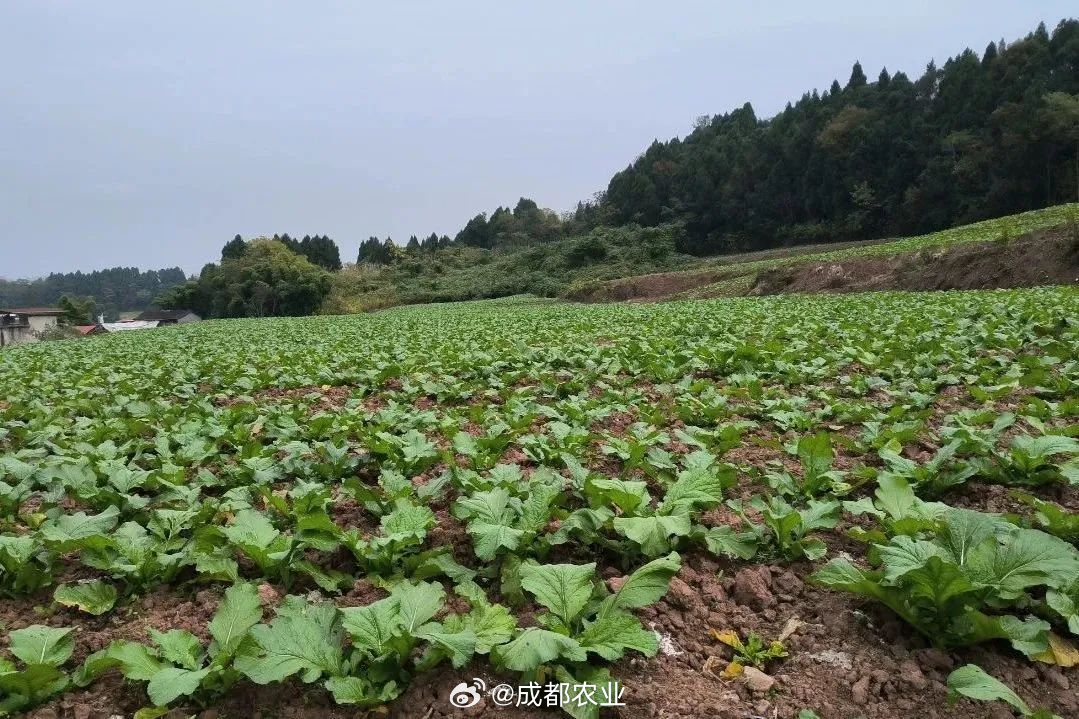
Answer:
[847,61,867,88]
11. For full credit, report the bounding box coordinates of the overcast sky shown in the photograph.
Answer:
[1,2,1073,278]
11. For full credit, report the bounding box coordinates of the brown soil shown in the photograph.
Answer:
[752,228,1079,295]
[566,269,740,303]
[568,227,1078,304]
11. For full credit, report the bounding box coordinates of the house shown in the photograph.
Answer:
[132,309,200,325]
[0,307,64,347]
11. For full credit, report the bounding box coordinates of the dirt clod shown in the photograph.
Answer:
[732,567,775,610]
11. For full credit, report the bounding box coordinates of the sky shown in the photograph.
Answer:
[1,2,1074,279]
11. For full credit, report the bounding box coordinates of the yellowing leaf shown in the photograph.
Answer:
[710,628,741,649]
[1032,633,1079,667]
[720,660,744,679]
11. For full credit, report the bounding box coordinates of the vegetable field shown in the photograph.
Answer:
[1,288,1077,719]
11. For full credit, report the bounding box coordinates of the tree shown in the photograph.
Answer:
[221,234,246,260]
[1042,92,1079,202]
[298,235,342,270]
[357,237,395,265]
[156,239,331,318]
[847,61,867,89]
[57,295,94,325]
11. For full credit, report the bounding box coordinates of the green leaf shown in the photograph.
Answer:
[964,528,1079,601]
[797,431,834,478]
[0,663,68,707]
[658,463,731,514]
[938,508,1000,565]
[236,603,343,684]
[106,641,163,681]
[146,666,210,706]
[456,602,517,654]
[613,514,692,556]
[810,558,892,604]
[208,582,262,657]
[491,628,586,671]
[380,503,434,539]
[578,610,658,659]
[603,552,681,613]
[584,478,650,514]
[53,581,117,616]
[947,664,1030,714]
[9,626,74,667]
[324,676,399,706]
[222,509,281,550]
[516,482,561,534]
[519,562,596,625]
[39,506,120,547]
[703,526,759,560]
[340,596,401,657]
[392,581,445,633]
[879,536,951,582]
[468,522,524,560]
[414,624,477,668]
[147,629,202,671]
[1047,579,1079,635]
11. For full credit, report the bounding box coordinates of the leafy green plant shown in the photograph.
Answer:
[982,435,1079,487]
[453,482,561,561]
[764,431,852,498]
[728,496,840,561]
[842,474,948,544]
[947,664,1061,719]
[812,508,1079,656]
[106,582,262,707]
[609,454,733,557]
[53,580,117,615]
[0,535,54,596]
[710,628,787,674]
[876,440,976,497]
[1013,492,1079,546]
[492,553,680,677]
[0,625,76,713]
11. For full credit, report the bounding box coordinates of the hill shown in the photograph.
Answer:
[320,18,1079,314]
[324,204,1079,312]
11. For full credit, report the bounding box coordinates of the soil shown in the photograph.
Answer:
[568,227,1078,304]
[752,228,1079,296]
[565,269,739,303]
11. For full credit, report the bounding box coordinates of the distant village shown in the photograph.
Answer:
[0,307,200,347]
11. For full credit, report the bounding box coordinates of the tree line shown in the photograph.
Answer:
[223,233,342,271]
[156,234,340,318]
[0,267,187,321]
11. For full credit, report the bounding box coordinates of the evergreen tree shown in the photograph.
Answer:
[847,61,867,88]
[221,234,246,260]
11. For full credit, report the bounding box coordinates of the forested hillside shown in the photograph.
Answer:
[380,19,1079,258]
[601,19,1079,254]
